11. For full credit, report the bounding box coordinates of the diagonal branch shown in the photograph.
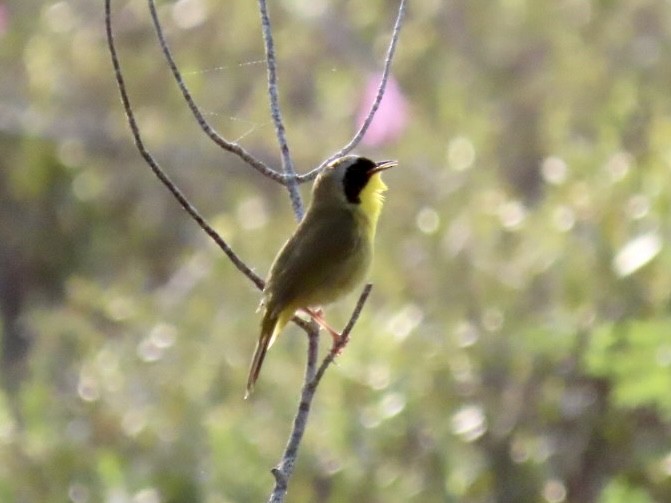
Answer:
[298,0,408,183]
[148,0,406,194]
[108,0,320,338]
[267,284,373,503]
[328,0,407,161]
[257,0,304,220]
[146,0,285,183]
[105,0,264,291]
[108,2,400,502]
[310,284,374,386]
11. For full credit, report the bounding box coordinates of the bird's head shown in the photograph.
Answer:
[312,155,397,206]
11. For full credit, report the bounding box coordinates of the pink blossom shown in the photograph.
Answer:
[356,73,409,147]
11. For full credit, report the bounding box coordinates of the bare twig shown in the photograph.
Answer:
[311,284,373,386]
[257,0,304,220]
[107,1,323,338]
[328,0,407,161]
[105,0,264,290]
[261,1,406,499]
[299,0,408,182]
[267,327,319,503]
[145,0,285,183]
[267,285,373,503]
[108,2,401,501]
[149,0,406,194]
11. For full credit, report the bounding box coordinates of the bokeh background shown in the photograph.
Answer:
[2,0,671,501]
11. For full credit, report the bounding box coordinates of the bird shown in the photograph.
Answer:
[245,155,397,397]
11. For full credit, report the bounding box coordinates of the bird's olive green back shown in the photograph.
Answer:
[263,203,372,315]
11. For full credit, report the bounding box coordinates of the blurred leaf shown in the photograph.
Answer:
[586,319,671,417]
[598,477,654,503]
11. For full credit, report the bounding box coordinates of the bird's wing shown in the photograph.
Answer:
[264,207,367,311]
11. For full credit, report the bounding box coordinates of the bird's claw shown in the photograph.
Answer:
[302,307,350,356]
[329,333,349,356]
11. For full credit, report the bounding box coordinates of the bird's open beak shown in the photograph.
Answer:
[371,160,398,174]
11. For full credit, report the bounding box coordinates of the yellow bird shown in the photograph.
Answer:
[246,155,397,397]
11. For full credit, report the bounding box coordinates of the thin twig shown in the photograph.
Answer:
[150,0,405,193]
[268,328,319,503]
[267,285,373,503]
[299,0,408,182]
[146,0,284,183]
[328,0,407,162]
[257,0,304,220]
[109,2,399,501]
[108,0,320,338]
[263,2,405,500]
[105,0,264,290]
[310,284,373,387]
[108,1,326,337]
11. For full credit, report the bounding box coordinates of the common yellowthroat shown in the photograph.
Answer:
[246,155,397,397]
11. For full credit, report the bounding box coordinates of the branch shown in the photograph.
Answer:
[329,0,407,161]
[257,0,304,220]
[148,0,406,194]
[105,0,264,291]
[311,284,373,387]
[298,0,408,183]
[267,285,373,503]
[108,3,401,501]
[146,0,285,183]
[261,1,405,499]
[107,1,320,340]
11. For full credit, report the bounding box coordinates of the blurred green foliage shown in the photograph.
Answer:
[2,0,671,502]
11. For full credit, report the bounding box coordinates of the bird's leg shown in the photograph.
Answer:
[302,307,340,341]
[302,308,345,350]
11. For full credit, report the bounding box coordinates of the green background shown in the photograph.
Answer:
[2,0,671,501]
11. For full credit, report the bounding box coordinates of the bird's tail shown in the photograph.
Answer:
[245,308,280,399]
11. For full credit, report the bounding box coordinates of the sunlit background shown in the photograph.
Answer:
[2,0,671,502]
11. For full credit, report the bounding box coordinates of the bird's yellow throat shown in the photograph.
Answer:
[359,172,388,240]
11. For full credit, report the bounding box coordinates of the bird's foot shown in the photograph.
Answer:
[303,308,343,347]
[329,333,350,357]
